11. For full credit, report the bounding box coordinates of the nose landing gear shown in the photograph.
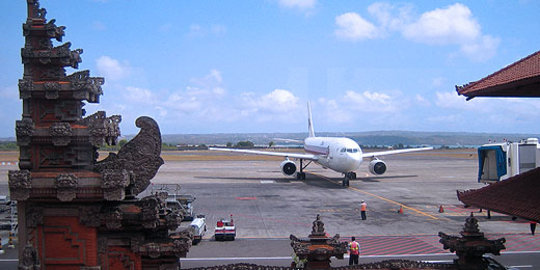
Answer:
[342,172,356,187]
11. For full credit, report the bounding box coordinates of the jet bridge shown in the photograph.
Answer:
[478,138,540,183]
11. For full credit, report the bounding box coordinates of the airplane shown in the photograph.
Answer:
[210,102,433,187]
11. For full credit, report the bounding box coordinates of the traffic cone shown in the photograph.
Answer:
[8,232,14,248]
[439,205,444,213]
[0,236,4,255]
[397,205,403,214]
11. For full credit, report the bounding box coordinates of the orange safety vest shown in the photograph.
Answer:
[349,241,359,255]
[360,203,367,211]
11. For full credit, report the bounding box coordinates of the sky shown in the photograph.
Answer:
[1,0,539,137]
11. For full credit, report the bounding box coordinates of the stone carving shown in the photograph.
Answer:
[27,0,47,20]
[172,229,194,256]
[43,81,60,99]
[19,242,41,270]
[290,215,348,269]
[104,208,122,230]
[439,213,506,270]
[140,196,160,229]
[95,116,164,196]
[101,169,129,201]
[16,118,35,146]
[165,210,183,230]
[55,173,78,201]
[8,170,32,201]
[311,214,325,236]
[50,122,72,146]
[18,79,34,99]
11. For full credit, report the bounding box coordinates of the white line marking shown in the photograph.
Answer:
[260,180,275,184]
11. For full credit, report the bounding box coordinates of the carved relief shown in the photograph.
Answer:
[101,169,129,201]
[18,79,33,99]
[104,208,122,230]
[140,196,159,229]
[55,173,78,201]
[16,118,35,146]
[43,81,60,99]
[95,116,164,197]
[19,242,41,270]
[8,170,32,201]
[49,122,72,146]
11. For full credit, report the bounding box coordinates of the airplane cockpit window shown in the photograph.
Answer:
[352,148,359,153]
[346,148,352,153]
[340,148,346,152]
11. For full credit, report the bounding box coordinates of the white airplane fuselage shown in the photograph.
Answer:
[304,137,363,174]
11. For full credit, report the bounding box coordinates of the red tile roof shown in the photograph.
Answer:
[457,167,540,222]
[457,50,540,99]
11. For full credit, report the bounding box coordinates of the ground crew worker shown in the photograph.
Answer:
[348,236,360,265]
[531,221,537,235]
[360,200,367,220]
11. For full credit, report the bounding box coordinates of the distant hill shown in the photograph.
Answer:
[157,131,540,147]
[3,131,538,148]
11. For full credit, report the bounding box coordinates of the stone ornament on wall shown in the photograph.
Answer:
[55,173,78,201]
[8,170,32,201]
[16,118,35,146]
[100,169,129,201]
[95,116,164,198]
[50,122,73,146]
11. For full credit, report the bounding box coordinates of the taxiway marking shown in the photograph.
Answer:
[307,171,440,220]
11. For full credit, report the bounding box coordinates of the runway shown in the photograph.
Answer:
[1,149,539,268]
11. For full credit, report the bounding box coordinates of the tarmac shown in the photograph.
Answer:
[0,149,539,268]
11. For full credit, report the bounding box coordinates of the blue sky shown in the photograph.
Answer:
[1,0,539,137]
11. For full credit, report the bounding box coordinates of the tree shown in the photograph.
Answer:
[235,141,254,149]
[226,142,233,148]
[268,141,275,148]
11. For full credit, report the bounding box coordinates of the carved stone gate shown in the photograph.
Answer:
[10,1,191,269]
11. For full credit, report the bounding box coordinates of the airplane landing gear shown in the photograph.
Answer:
[342,172,356,187]
[297,172,306,180]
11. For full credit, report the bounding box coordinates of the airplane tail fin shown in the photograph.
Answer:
[307,102,315,137]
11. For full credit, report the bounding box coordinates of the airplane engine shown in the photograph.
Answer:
[280,160,297,176]
[369,159,387,175]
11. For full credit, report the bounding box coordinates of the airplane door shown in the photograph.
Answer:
[330,147,345,168]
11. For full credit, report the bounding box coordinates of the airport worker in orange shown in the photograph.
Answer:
[348,236,360,265]
[360,200,367,220]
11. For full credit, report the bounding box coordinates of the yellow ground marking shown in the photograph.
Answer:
[307,171,440,220]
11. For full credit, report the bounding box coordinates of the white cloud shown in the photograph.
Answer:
[460,35,500,62]
[124,86,155,104]
[367,2,411,33]
[415,94,430,106]
[335,12,379,41]
[244,89,300,113]
[344,90,398,112]
[96,56,130,81]
[336,3,499,61]
[402,3,480,45]
[435,91,470,109]
[278,0,316,9]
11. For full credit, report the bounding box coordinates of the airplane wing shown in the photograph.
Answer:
[209,147,319,161]
[361,147,433,159]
